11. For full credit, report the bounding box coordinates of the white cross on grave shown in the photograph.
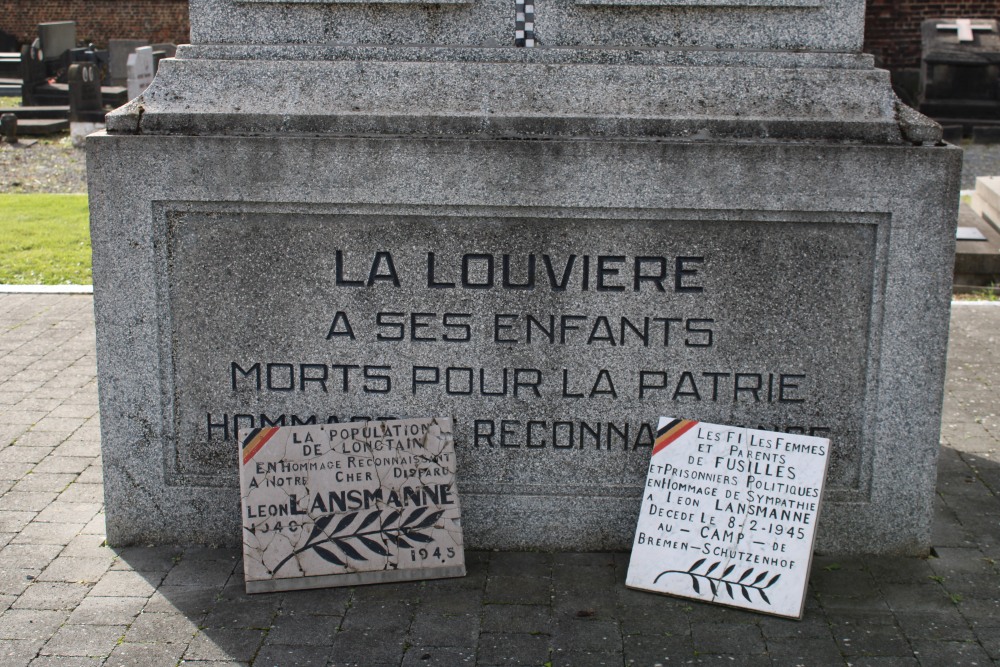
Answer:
[936,19,994,43]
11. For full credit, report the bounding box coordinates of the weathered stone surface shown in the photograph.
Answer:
[88,129,960,553]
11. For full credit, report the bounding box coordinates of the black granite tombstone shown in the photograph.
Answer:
[69,62,105,123]
[920,18,1000,137]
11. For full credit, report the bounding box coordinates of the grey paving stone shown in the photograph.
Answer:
[0,493,58,515]
[766,636,846,664]
[160,559,234,588]
[0,570,34,596]
[476,631,551,666]
[481,604,553,635]
[339,600,413,632]
[59,535,111,560]
[143,585,219,616]
[124,611,200,643]
[864,557,937,585]
[0,511,36,534]
[202,597,279,629]
[89,570,163,598]
[261,615,340,646]
[552,618,622,653]
[415,584,484,616]
[928,547,997,576]
[758,613,834,639]
[0,544,62,570]
[408,611,479,647]
[0,609,69,640]
[328,627,408,663]
[489,552,553,578]
[104,641,188,667]
[485,575,552,605]
[881,583,960,613]
[894,610,976,642]
[110,546,182,573]
[276,587,351,617]
[400,645,476,667]
[833,623,912,657]
[56,483,103,504]
[66,596,147,626]
[33,502,102,524]
[0,639,44,667]
[254,643,336,666]
[690,621,766,655]
[843,657,918,666]
[11,521,84,546]
[910,639,993,665]
[973,625,1000,659]
[550,650,624,667]
[38,623,126,657]
[0,447,53,464]
[183,628,264,662]
[37,557,112,584]
[28,656,104,667]
[12,582,90,611]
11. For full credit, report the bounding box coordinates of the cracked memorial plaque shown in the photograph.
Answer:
[238,417,465,593]
[626,417,830,619]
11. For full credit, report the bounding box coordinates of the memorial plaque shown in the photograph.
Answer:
[626,417,830,619]
[238,417,465,593]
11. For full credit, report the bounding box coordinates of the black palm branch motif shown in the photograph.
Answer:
[270,507,446,574]
[653,559,781,605]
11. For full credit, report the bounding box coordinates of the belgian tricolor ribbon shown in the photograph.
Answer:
[653,418,698,457]
[241,427,280,465]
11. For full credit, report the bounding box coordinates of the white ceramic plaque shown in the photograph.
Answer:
[238,417,465,593]
[626,417,830,619]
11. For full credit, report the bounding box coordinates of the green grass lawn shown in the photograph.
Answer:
[0,194,92,285]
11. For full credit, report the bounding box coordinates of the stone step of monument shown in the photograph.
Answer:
[13,118,69,136]
[954,202,1000,288]
[0,106,70,120]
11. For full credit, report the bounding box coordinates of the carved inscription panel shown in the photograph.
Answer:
[159,208,880,501]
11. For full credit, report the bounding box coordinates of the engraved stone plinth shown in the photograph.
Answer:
[90,0,961,555]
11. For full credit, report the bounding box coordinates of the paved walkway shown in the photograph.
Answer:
[0,294,998,667]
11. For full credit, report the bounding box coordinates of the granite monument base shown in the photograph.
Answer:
[89,120,960,555]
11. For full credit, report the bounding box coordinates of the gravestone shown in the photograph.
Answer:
[89,0,961,555]
[126,46,155,101]
[69,62,104,122]
[108,39,148,87]
[69,62,106,147]
[37,21,75,64]
[919,19,1000,137]
[19,43,47,106]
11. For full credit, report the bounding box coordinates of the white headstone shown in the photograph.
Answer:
[126,46,155,101]
[626,418,831,619]
[238,417,465,593]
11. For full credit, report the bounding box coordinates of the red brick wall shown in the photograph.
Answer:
[0,0,189,49]
[865,0,1000,69]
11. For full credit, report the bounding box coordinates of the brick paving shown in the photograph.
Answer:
[0,293,997,667]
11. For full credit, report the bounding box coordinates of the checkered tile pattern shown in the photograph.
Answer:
[515,0,535,47]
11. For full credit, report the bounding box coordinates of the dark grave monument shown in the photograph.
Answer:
[69,63,105,123]
[37,21,76,65]
[920,18,1000,138]
[90,0,961,556]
